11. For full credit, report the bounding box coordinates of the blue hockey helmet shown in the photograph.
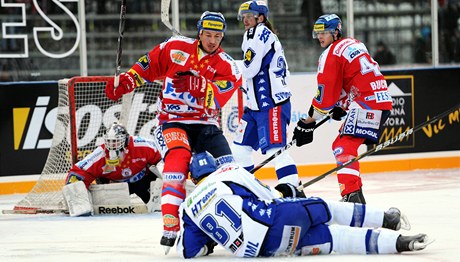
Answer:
[237,1,269,21]
[312,14,342,39]
[189,151,218,181]
[197,11,227,35]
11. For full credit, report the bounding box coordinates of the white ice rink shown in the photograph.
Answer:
[1,168,459,262]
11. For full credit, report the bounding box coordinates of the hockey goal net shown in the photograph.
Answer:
[9,76,243,214]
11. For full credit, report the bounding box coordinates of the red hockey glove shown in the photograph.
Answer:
[105,71,136,101]
[293,119,316,147]
[172,71,208,99]
[330,106,347,121]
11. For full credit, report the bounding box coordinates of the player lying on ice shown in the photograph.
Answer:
[174,152,433,258]
[62,122,165,216]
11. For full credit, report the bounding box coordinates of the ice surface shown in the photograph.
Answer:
[1,168,459,262]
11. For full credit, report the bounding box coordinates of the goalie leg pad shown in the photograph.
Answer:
[147,179,163,212]
[89,182,131,206]
[62,181,93,217]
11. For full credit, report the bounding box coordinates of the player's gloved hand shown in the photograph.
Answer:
[293,119,316,147]
[172,71,208,99]
[275,183,306,198]
[330,106,347,121]
[105,71,136,101]
[205,240,218,255]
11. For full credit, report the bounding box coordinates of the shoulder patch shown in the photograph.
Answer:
[136,54,150,70]
[243,48,256,67]
[314,84,325,104]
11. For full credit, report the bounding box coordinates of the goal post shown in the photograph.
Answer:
[8,76,243,214]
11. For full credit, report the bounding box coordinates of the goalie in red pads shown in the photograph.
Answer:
[104,11,242,252]
[63,122,162,216]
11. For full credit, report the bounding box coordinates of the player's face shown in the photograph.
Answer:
[241,13,258,30]
[241,13,265,31]
[316,31,335,48]
[199,30,224,53]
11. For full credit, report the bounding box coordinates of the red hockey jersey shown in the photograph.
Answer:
[66,136,162,188]
[312,38,392,114]
[130,36,242,126]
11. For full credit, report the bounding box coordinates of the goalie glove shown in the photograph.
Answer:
[172,71,209,100]
[293,119,316,147]
[330,106,347,121]
[105,71,136,101]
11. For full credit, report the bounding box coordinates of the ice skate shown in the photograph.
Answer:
[160,230,177,255]
[383,207,411,230]
[396,234,433,252]
[341,188,366,204]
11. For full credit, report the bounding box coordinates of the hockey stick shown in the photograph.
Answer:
[297,102,460,190]
[114,0,127,88]
[113,0,133,126]
[250,113,332,174]
[2,207,69,215]
[161,0,181,36]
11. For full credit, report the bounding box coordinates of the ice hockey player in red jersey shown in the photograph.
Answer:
[293,14,392,204]
[104,11,242,252]
[65,122,162,204]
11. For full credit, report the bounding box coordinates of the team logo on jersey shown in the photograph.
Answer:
[244,48,256,67]
[170,50,189,66]
[136,54,150,70]
[121,167,132,178]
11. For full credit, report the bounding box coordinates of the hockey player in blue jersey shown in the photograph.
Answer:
[175,152,432,258]
[231,1,303,197]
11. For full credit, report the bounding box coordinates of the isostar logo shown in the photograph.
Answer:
[13,93,158,150]
[13,96,54,150]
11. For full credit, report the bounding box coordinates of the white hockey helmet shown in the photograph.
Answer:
[104,122,129,151]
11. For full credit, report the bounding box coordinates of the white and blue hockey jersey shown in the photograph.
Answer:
[176,163,282,258]
[241,23,292,111]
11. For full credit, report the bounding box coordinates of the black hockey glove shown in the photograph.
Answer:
[275,183,306,198]
[205,240,218,255]
[293,120,316,147]
[330,106,347,121]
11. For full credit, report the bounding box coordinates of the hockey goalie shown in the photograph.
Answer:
[62,122,164,216]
